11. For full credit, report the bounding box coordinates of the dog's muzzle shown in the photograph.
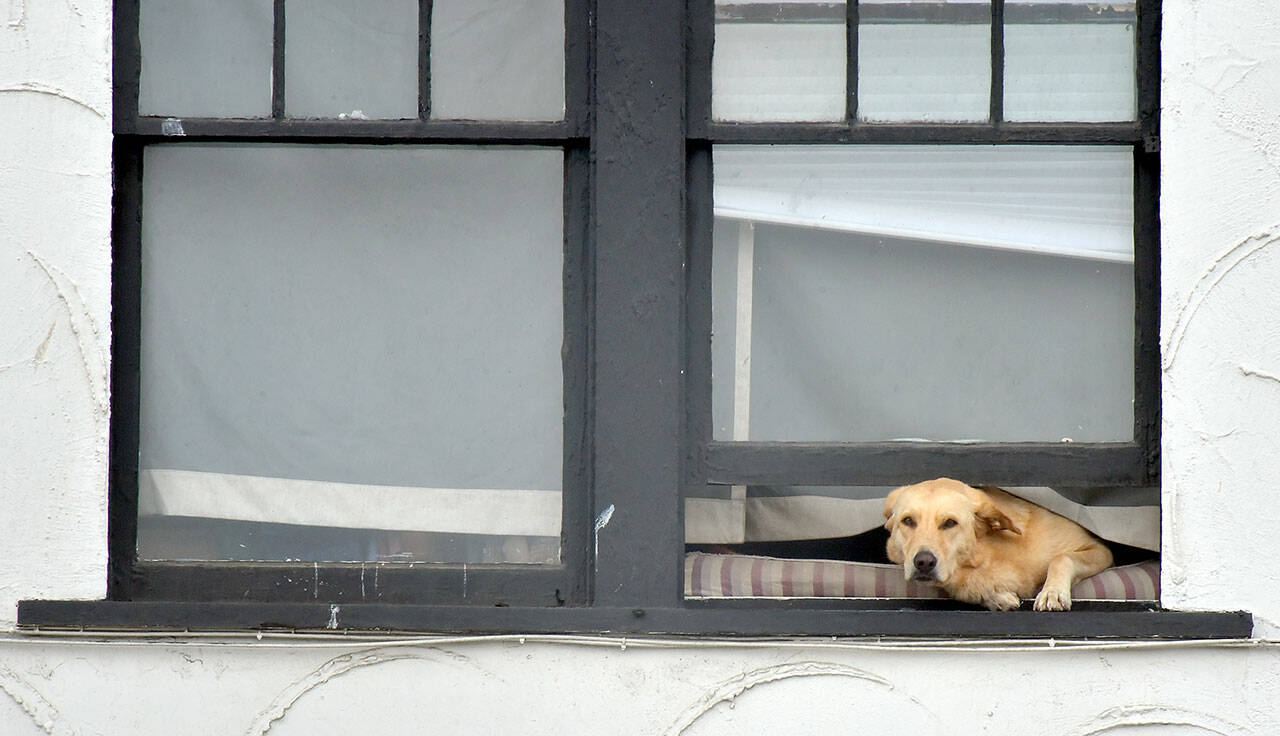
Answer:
[911,550,938,581]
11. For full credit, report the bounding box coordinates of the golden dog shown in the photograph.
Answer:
[883,478,1113,611]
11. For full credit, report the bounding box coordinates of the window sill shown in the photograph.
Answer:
[17,599,1252,640]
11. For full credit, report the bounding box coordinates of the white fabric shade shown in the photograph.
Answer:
[714,145,1134,262]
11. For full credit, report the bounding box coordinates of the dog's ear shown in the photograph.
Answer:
[885,533,905,564]
[976,503,1022,536]
[883,486,906,529]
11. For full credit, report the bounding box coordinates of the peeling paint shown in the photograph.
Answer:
[161,118,185,136]
[593,503,615,563]
[326,605,340,630]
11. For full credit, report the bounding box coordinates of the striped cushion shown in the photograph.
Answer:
[684,552,1159,600]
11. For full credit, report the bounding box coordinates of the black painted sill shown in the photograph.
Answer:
[17,599,1253,640]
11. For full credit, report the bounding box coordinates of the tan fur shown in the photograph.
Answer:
[882,477,1113,611]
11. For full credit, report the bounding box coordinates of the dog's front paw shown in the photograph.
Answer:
[1034,586,1072,611]
[984,591,1022,611]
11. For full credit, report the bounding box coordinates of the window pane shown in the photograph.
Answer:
[138,145,564,563]
[430,0,565,121]
[285,0,419,119]
[858,1,990,122]
[139,0,273,118]
[1004,1,1137,122]
[712,145,1134,443]
[712,1,846,122]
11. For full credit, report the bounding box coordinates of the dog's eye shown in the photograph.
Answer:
[901,516,916,528]
[940,518,958,530]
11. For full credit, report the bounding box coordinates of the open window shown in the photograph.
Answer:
[683,0,1162,605]
[21,0,1253,638]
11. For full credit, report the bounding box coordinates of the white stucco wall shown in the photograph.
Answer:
[1159,0,1280,628]
[2,1,1280,734]
[0,0,112,615]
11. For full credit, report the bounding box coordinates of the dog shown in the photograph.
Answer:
[882,478,1113,611]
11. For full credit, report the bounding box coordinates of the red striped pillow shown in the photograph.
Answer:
[684,552,1159,601]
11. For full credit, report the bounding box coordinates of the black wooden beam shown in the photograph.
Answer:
[121,117,575,143]
[714,3,1134,24]
[113,0,140,130]
[590,0,688,607]
[565,0,593,137]
[417,0,432,120]
[561,144,594,606]
[704,442,1150,487]
[990,0,1004,126]
[705,121,1143,145]
[18,600,1253,640]
[272,0,286,119]
[122,563,571,607]
[1132,1,1162,481]
[107,140,143,600]
[686,0,713,138]
[1134,145,1161,483]
[846,0,859,121]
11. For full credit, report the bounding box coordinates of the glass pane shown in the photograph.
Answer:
[430,0,565,121]
[712,145,1134,443]
[1005,1,1137,122]
[713,0,846,122]
[858,1,990,122]
[138,145,564,563]
[139,0,273,118]
[285,0,419,119]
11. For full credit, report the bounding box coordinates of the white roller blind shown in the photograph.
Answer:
[714,145,1134,262]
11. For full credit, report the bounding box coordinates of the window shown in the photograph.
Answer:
[682,0,1162,576]
[19,0,1254,639]
[107,0,590,605]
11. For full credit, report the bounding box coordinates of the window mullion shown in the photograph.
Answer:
[272,0,285,120]
[590,0,688,608]
[990,0,1005,126]
[107,139,143,600]
[847,0,859,122]
[418,0,432,120]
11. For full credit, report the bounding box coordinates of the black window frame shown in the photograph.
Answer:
[101,0,596,608]
[19,0,1253,639]
[691,0,1161,489]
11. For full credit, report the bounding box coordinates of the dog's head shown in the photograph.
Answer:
[882,478,1020,585]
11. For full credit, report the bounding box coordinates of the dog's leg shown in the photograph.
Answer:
[1034,545,1113,611]
[983,590,1022,611]
[950,581,1023,611]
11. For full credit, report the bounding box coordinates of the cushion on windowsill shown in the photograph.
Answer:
[684,552,1159,600]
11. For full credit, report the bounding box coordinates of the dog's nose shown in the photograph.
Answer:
[913,550,937,575]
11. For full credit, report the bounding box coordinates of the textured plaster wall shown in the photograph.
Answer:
[1159,0,1280,630]
[3,0,1280,734]
[0,636,1277,736]
[0,0,112,622]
